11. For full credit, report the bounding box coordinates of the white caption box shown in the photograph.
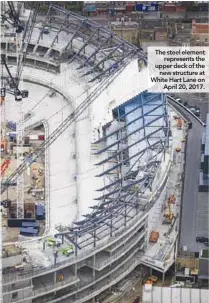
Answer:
[147,47,209,93]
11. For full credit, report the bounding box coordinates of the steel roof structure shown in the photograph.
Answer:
[2,4,168,258]
[32,4,145,82]
[55,92,169,254]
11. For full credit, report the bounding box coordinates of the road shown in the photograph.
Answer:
[175,93,209,123]
[179,116,203,252]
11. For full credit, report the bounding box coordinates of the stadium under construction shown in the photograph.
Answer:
[0,2,201,303]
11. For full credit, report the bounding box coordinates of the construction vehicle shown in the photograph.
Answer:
[146,275,158,284]
[47,237,61,247]
[177,118,182,130]
[59,245,74,257]
[169,195,175,204]
[149,231,159,243]
[173,115,180,120]
[163,195,175,224]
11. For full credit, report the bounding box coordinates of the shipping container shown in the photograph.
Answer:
[22,221,39,227]
[36,203,45,220]
[38,135,45,141]
[9,133,17,140]
[7,121,16,131]
[20,227,39,236]
[29,135,39,140]
[8,219,36,228]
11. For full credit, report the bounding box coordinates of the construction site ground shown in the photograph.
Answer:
[101,265,173,303]
[1,125,46,242]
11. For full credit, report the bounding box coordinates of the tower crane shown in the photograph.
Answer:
[1,2,39,101]
[1,51,136,196]
[1,1,24,33]
[0,2,137,198]
[1,2,40,219]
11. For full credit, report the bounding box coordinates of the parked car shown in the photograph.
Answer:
[196,236,209,243]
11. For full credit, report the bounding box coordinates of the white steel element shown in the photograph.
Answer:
[16,32,25,219]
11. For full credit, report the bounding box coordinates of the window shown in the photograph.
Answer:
[12,292,18,300]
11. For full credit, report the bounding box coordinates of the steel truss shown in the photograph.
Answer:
[55,92,169,252]
[1,5,168,253]
[32,4,140,82]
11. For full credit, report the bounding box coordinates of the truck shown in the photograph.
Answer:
[177,118,182,129]
[47,237,62,247]
[149,231,159,243]
[145,275,158,284]
[59,245,74,257]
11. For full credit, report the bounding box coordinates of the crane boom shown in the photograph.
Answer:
[1,3,39,98]
[16,3,40,87]
[1,53,136,195]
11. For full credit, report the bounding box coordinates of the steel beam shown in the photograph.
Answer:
[68,26,103,64]
[89,49,136,82]
[77,34,114,69]
[93,101,163,145]
[96,139,166,177]
[95,114,165,156]
[64,20,88,51]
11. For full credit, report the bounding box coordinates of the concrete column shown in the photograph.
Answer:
[43,240,46,251]
[162,271,165,282]
[33,45,38,53]
[53,271,57,296]
[75,262,77,277]
[45,48,52,57]
[93,255,96,279]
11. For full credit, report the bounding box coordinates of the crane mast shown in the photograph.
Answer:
[16,30,25,219]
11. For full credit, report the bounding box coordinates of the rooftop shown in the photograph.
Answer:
[192,23,209,35]
[142,285,209,303]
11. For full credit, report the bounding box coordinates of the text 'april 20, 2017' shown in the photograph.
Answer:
[147,47,209,93]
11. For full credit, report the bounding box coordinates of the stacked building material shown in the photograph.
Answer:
[7,121,16,131]
[20,227,39,236]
